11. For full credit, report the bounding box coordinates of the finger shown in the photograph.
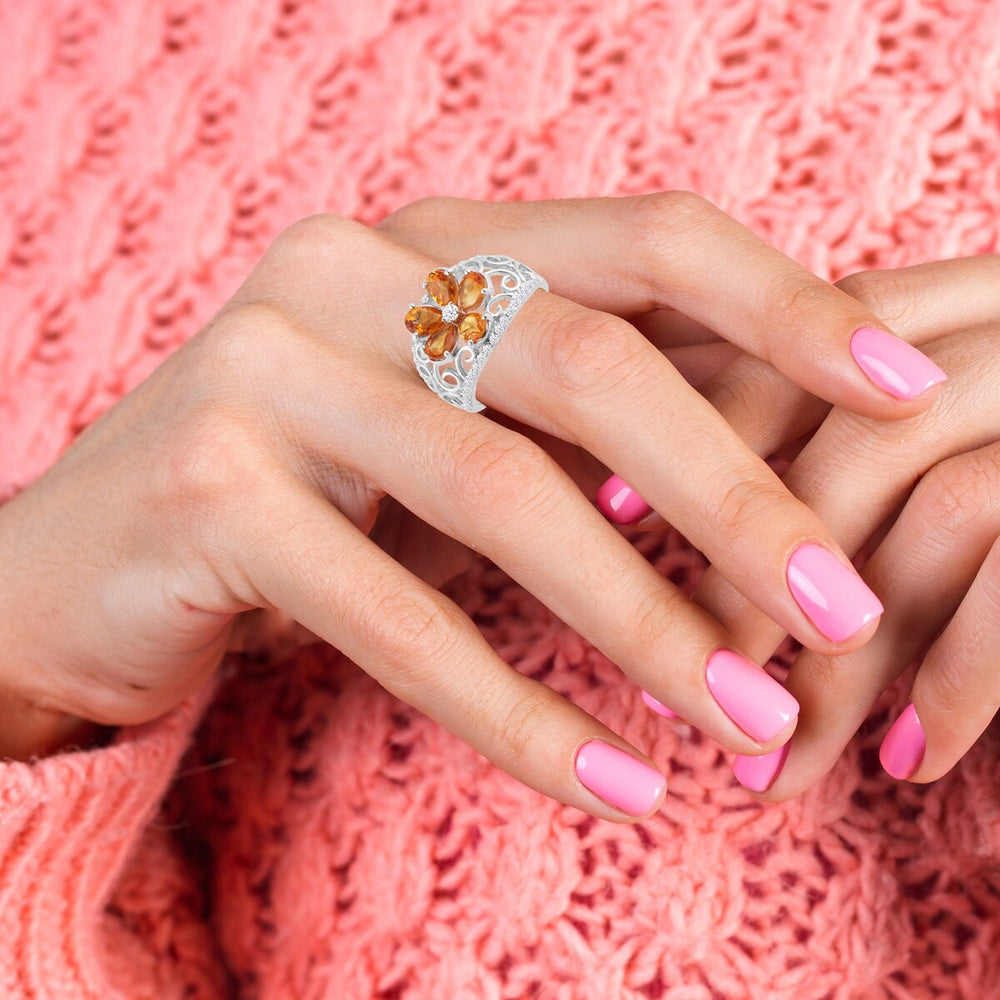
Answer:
[249,220,884,655]
[630,308,722,349]
[211,297,801,760]
[836,255,1000,341]
[486,292,885,653]
[660,342,743,388]
[379,193,947,418]
[744,443,1000,797]
[890,553,1000,782]
[608,255,1000,528]
[242,478,668,822]
[697,323,1000,664]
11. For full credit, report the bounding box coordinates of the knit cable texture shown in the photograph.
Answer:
[2,2,1000,998]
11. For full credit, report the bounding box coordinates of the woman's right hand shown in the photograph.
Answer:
[0,195,938,821]
[652,255,1000,796]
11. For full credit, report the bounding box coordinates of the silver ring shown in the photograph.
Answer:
[405,254,548,413]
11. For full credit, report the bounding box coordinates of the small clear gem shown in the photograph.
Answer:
[442,302,459,323]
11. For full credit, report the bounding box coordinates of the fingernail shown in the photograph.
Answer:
[574,740,666,816]
[787,543,884,642]
[879,702,925,780]
[850,327,947,400]
[705,649,799,742]
[641,689,679,719]
[596,474,653,525]
[734,743,790,792]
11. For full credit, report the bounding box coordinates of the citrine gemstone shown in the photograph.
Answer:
[405,305,443,335]
[426,269,458,307]
[423,323,458,360]
[457,271,487,310]
[458,312,487,342]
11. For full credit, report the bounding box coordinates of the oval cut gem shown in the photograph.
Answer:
[405,306,443,335]
[426,269,458,307]
[458,312,487,343]
[423,324,458,360]
[457,271,487,311]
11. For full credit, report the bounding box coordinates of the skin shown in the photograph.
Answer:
[674,256,1000,796]
[0,194,946,822]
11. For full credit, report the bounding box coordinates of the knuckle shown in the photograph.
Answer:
[376,196,458,236]
[273,212,360,256]
[192,302,301,401]
[449,429,553,515]
[835,269,915,328]
[769,272,836,325]
[711,475,792,546]
[203,301,292,372]
[797,653,841,696]
[702,358,781,429]
[142,307,291,518]
[491,683,553,764]
[360,585,459,678]
[537,309,645,400]
[631,190,720,277]
[914,452,1000,540]
[629,584,687,660]
[267,213,378,289]
[160,406,257,516]
[919,656,969,717]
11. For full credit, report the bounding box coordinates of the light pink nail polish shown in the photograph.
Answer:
[850,327,947,400]
[705,649,799,742]
[596,474,653,525]
[574,740,666,816]
[786,543,884,642]
[879,702,925,780]
[641,689,679,719]
[734,743,790,792]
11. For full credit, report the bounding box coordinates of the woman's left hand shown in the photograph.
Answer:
[687,255,1000,795]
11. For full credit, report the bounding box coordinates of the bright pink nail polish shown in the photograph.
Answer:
[641,689,679,719]
[705,649,799,742]
[734,743,790,792]
[574,740,666,816]
[786,543,884,642]
[850,327,947,400]
[596,474,653,525]
[879,703,925,780]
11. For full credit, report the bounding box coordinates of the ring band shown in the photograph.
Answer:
[405,254,548,413]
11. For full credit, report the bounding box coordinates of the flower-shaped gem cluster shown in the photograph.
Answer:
[405,269,488,360]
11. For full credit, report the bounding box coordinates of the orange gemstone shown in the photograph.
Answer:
[457,271,487,311]
[423,323,458,360]
[458,312,487,343]
[405,305,443,335]
[426,269,458,307]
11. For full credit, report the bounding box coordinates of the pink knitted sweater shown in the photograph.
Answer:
[3,2,1000,997]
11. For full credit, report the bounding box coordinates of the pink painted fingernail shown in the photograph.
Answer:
[879,702,925,780]
[641,689,679,719]
[705,649,799,742]
[787,543,884,642]
[574,740,666,816]
[850,327,947,400]
[596,474,653,525]
[734,743,790,792]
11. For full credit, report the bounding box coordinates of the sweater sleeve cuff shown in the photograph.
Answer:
[0,685,212,987]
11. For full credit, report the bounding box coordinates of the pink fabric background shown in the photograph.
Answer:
[2,1,1000,997]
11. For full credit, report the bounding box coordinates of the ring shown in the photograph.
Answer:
[405,255,548,413]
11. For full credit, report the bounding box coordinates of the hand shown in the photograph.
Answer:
[686,255,1000,795]
[0,194,936,821]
